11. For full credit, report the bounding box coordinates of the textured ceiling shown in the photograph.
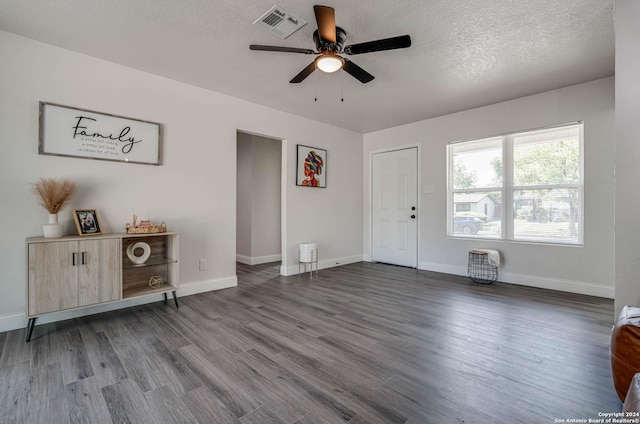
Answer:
[0,0,614,133]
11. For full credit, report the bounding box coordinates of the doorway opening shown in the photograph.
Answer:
[236,131,284,272]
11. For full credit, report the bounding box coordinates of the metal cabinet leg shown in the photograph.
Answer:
[26,318,36,342]
[163,292,178,308]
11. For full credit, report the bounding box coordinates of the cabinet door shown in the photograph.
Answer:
[78,238,120,307]
[28,241,78,316]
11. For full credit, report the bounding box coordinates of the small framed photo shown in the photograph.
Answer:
[73,209,103,236]
[296,145,327,188]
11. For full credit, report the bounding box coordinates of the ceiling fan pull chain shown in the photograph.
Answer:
[341,71,344,102]
[314,70,318,102]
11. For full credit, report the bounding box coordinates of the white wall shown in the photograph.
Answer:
[249,135,281,260]
[236,132,281,265]
[615,0,640,316]
[364,78,615,298]
[0,31,364,331]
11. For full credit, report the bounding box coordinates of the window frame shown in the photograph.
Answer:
[447,122,584,246]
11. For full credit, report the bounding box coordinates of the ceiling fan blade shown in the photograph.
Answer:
[250,45,316,54]
[342,58,374,84]
[290,61,317,83]
[344,35,411,55]
[314,5,336,43]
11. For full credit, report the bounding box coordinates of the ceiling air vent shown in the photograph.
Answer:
[254,5,307,39]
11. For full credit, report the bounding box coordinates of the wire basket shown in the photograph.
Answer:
[468,250,498,284]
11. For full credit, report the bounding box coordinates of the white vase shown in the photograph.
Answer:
[43,213,63,238]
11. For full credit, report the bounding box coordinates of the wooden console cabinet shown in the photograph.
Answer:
[25,232,179,341]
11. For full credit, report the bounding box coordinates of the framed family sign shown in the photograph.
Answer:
[39,102,162,165]
[296,144,327,188]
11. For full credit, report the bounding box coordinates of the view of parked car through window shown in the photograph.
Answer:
[453,216,483,235]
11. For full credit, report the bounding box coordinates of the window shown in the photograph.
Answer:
[447,123,583,245]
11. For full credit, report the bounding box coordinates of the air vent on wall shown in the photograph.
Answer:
[253,5,307,39]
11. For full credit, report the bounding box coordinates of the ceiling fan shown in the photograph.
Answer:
[250,5,411,84]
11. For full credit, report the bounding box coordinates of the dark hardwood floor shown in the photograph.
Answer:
[0,261,621,423]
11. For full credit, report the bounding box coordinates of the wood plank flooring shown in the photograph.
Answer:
[0,262,622,423]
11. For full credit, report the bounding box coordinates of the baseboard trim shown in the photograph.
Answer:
[236,254,281,265]
[178,275,238,297]
[419,261,614,299]
[281,255,364,276]
[0,313,25,334]
[418,262,466,277]
[0,275,238,333]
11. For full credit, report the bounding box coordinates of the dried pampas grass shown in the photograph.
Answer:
[32,178,76,214]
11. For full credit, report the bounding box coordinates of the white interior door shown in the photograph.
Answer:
[372,147,418,267]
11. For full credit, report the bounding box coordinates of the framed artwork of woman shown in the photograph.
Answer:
[296,145,327,188]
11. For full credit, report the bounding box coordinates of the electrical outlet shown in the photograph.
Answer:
[199,259,207,271]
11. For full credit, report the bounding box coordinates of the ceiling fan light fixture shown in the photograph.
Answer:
[249,5,411,84]
[316,53,344,73]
